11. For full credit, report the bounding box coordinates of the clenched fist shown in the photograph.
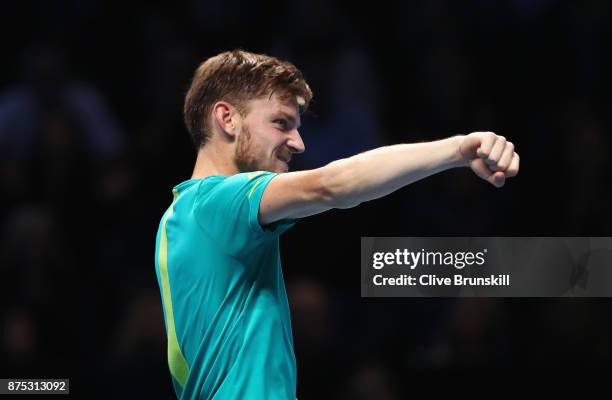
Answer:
[458,131,520,188]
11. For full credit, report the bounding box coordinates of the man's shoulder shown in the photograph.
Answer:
[200,171,277,199]
[182,172,266,212]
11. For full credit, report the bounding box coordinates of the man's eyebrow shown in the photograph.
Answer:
[273,111,301,128]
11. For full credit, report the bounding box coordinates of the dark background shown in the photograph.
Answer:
[1,0,611,398]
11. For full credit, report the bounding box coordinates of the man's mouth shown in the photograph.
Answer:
[277,152,291,164]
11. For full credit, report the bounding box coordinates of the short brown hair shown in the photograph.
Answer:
[183,50,313,148]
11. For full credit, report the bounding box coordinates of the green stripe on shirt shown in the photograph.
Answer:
[159,188,190,387]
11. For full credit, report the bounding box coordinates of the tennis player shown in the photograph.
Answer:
[154,50,519,399]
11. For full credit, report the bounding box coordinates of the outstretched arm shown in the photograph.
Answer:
[259,131,519,225]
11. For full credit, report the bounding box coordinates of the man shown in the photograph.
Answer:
[154,50,519,399]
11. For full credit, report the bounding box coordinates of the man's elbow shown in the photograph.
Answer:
[316,163,362,210]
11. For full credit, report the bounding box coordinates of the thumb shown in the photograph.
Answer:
[460,134,483,160]
[470,158,506,188]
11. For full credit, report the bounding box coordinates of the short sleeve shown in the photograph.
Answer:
[193,172,295,253]
[242,172,296,236]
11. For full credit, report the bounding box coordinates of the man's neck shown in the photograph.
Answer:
[191,145,239,179]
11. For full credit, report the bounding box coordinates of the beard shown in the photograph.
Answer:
[234,124,263,172]
[234,123,291,173]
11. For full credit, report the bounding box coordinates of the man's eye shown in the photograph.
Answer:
[275,119,288,129]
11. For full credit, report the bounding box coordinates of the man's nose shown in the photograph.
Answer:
[287,129,305,154]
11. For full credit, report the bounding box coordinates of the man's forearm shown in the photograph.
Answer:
[259,131,517,224]
[321,136,466,208]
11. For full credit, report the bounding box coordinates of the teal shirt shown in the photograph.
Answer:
[154,172,296,400]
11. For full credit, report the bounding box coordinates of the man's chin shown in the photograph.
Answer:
[235,156,289,173]
[276,161,289,173]
[264,160,289,173]
[237,164,287,174]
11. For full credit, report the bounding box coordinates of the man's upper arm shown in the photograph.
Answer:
[193,172,298,255]
[259,168,334,226]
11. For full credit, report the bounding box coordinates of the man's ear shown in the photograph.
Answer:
[212,101,239,138]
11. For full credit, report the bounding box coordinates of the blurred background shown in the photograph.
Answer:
[1,0,611,398]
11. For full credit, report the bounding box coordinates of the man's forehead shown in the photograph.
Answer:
[252,94,300,119]
[271,103,300,120]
